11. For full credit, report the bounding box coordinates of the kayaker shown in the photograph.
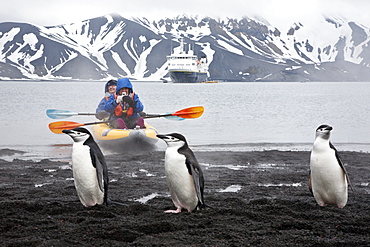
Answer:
[95,79,117,120]
[104,78,145,129]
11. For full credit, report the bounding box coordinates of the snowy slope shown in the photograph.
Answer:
[0,14,370,81]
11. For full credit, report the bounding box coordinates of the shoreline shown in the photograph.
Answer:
[1,140,369,162]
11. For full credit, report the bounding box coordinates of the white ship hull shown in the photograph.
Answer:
[169,70,208,83]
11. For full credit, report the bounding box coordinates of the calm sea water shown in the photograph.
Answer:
[0,81,369,159]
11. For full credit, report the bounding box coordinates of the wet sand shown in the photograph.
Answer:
[0,148,369,246]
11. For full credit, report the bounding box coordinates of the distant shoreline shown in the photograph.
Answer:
[1,145,369,163]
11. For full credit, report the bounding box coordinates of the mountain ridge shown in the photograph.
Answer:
[1,13,370,81]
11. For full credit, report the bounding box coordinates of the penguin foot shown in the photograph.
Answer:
[164,208,182,214]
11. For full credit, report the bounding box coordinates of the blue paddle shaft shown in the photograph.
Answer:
[46,109,95,119]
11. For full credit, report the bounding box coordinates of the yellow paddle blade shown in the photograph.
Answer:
[48,121,84,134]
[173,106,204,118]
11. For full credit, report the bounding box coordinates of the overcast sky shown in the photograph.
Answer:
[1,0,369,29]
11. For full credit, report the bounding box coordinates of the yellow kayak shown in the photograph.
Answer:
[91,122,159,151]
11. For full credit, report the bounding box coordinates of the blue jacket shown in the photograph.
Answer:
[96,97,107,114]
[96,80,116,114]
[104,78,144,119]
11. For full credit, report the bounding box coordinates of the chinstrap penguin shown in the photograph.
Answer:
[63,127,125,207]
[157,133,207,213]
[309,124,353,208]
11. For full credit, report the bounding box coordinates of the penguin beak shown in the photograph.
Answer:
[62,129,73,134]
[325,126,333,131]
[156,134,167,140]
[157,134,173,142]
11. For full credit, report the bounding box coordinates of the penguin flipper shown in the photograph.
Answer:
[88,143,109,203]
[178,145,206,209]
[93,154,105,193]
[187,159,205,207]
[330,142,354,192]
[308,171,313,195]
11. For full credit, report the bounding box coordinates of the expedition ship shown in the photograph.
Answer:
[166,40,208,83]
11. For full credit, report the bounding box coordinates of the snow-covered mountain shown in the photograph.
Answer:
[1,13,370,81]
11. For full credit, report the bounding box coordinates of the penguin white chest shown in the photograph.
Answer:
[310,141,348,207]
[71,143,104,207]
[164,147,198,211]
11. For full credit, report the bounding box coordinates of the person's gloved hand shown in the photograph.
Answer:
[116,95,124,104]
[96,111,109,120]
[123,96,136,107]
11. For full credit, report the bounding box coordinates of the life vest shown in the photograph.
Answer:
[114,93,135,118]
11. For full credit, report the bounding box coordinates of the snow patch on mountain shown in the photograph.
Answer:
[111,50,130,76]
[133,39,161,78]
[0,27,21,62]
[217,39,243,56]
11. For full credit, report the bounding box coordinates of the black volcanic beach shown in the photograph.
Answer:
[1,148,369,246]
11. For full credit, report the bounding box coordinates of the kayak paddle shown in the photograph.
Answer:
[49,121,109,134]
[46,109,96,119]
[47,106,204,120]
[144,106,204,119]
[48,106,204,134]
[46,109,184,120]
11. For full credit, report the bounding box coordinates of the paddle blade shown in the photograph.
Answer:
[46,109,77,119]
[48,121,84,134]
[172,106,204,119]
[163,115,186,121]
